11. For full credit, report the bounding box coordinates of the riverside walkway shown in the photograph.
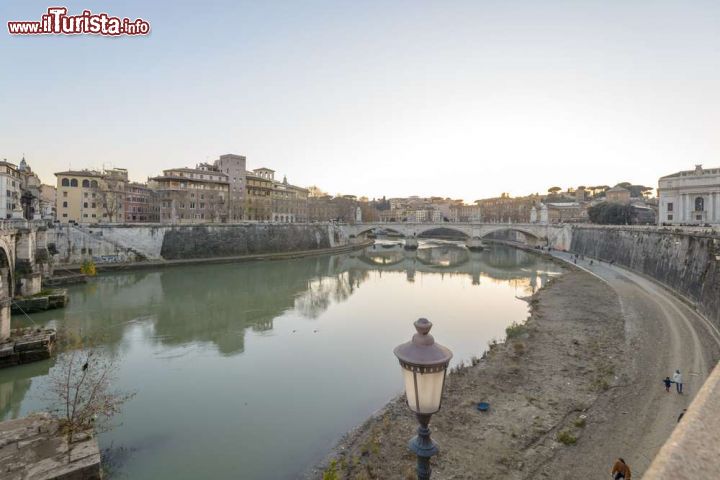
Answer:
[550,250,720,478]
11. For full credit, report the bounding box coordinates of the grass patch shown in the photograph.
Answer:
[574,417,587,428]
[556,430,577,445]
[505,322,528,339]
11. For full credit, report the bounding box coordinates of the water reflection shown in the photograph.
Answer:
[9,243,556,358]
[0,243,563,480]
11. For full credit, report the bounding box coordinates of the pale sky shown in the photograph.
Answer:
[2,1,719,201]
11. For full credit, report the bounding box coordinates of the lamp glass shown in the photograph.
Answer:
[402,368,446,414]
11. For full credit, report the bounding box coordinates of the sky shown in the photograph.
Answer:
[1,1,719,201]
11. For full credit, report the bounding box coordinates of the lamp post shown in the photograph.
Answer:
[394,318,453,480]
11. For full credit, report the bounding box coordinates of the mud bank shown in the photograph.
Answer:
[312,266,625,479]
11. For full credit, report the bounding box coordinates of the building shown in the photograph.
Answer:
[149,166,229,224]
[474,194,538,223]
[40,185,56,220]
[54,168,130,224]
[215,154,247,222]
[545,202,588,223]
[244,169,273,221]
[450,204,482,222]
[658,164,720,225]
[55,170,107,223]
[0,160,22,219]
[308,195,336,222]
[606,186,631,204]
[125,182,159,223]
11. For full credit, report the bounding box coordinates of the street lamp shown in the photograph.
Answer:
[394,318,453,480]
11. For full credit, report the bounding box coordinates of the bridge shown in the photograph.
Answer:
[0,220,52,341]
[342,222,572,249]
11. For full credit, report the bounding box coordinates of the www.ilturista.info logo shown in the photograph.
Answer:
[7,7,150,36]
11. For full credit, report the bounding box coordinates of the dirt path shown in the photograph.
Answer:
[547,253,720,478]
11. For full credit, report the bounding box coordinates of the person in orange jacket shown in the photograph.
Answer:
[611,458,631,479]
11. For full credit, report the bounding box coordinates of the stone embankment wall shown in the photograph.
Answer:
[48,223,348,265]
[570,226,720,329]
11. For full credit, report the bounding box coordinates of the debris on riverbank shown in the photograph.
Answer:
[312,267,625,479]
[12,289,69,314]
[0,328,56,369]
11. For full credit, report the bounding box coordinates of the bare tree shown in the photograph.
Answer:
[96,180,125,223]
[45,341,134,444]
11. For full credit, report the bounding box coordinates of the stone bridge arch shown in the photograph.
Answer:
[414,226,471,239]
[479,226,546,245]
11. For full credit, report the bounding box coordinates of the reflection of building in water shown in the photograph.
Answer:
[416,245,469,268]
[346,243,562,291]
[0,361,51,420]
[17,244,561,364]
[153,257,366,355]
[294,270,369,319]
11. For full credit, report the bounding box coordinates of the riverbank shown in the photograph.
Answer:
[312,265,626,479]
[51,240,373,274]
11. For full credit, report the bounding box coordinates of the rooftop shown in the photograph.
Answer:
[54,170,104,178]
[660,164,720,180]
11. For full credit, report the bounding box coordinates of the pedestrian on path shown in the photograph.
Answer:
[611,458,632,479]
[672,370,683,394]
[663,376,673,392]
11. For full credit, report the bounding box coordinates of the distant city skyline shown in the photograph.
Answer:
[3,1,719,201]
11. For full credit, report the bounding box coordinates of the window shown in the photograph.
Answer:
[91,180,98,188]
[667,202,673,212]
[70,179,78,187]
[695,197,704,212]
[63,191,68,197]
[84,192,88,198]
[82,179,90,187]
[668,214,673,221]
[91,203,96,208]
[61,178,70,187]
[63,213,68,217]
[83,202,88,208]
[83,213,88,217]
[63,201,68,208]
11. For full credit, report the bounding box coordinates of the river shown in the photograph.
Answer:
[0,242,561,479]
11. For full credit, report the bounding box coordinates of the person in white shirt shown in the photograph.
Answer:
[672,369,683,394]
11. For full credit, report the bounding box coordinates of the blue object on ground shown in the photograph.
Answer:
[477,402,490,411]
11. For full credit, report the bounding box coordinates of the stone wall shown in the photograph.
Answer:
[570,226,720,329]
[49,223,347,265]
[159,224,341,259]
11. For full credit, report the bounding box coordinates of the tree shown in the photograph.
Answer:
[548,187,562,195]
[95,177,125,222]
[588,202,635,225]
[45,338,134,444]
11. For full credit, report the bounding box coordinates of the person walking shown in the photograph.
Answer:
[611,458,632,479]
[672,369,683,394]
[663,376,673,392]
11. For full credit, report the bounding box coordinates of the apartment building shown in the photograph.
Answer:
[149,166,230,224]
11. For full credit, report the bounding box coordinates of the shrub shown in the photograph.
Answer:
[556,430,577,445]
[505,322,527,339]
[80,259,96,276]
[323,460,341,480]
